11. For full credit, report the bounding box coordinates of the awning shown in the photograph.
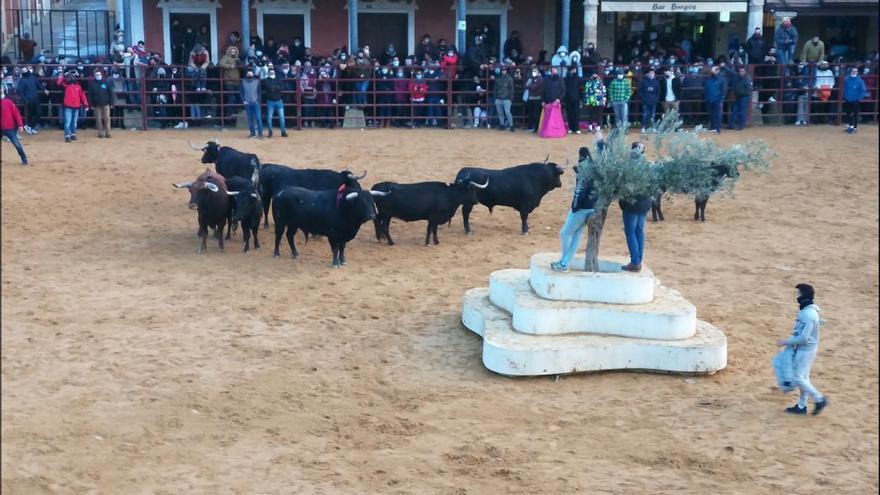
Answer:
[600,1,747,12]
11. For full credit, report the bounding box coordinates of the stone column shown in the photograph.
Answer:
[349,0,359,52]
[747,0,764,38]
[457,0,466,52]
[242,0,251,55]
[561,0,571,48]
[583,0,599,48]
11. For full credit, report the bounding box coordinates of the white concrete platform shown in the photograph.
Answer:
[529,253,655,304]
[489,269,697,340]
[462,288,727,377]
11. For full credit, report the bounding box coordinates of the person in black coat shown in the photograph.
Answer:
[551,143,599,272]
[659,67,682,115]
[563,65,582,134]
[541,67,566,103]
[87,68,114,137]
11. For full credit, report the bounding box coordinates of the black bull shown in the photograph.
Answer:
[371,178,489,246]
[455,162,566,234]
[189,140,261,185]
[259,164,366,227]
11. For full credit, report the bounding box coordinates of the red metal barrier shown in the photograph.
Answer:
[2,63,877,132]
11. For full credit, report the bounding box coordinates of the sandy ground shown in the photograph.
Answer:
[1,125,878,494]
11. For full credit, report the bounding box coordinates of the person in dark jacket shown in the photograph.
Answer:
[563,65,582,134]
[262,68,287,137]
[638,68,660,132]
[842,66,868,133]
[541,67,566,103]
[525,67,544,131]
[503,31,522,60]
[375,66,395,128]
[551,142,600,272]
[87,69,114,138]
[745,28,766,65]
[731,65,753,130]
[15,66,46,133]
[493,66,514,131]
[703,66,728,132]
[619,142,651,272]
[680,65,703,126]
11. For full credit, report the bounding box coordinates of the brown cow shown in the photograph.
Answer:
[173,168,232,253]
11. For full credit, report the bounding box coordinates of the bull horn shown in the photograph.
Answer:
[251,193,260,199]
[210,137,219,145]
[543,154,550,164]
[226,191,240,196]
[469,179,489,189]
[350,170,367,180]
[173,181,193,189]
[369,190,390,197]
[187,140,203,151]
[345,192,359,201]
[563,158,570,169]
[205,182,219,193]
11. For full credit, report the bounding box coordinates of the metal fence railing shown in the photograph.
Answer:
[1,63,877,132]
[6,9,115,60]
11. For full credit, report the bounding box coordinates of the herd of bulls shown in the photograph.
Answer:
[173,140,567,267]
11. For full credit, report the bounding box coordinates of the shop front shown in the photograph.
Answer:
[597,0,747,61]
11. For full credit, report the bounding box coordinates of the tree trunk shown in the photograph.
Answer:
[584,207,607,272]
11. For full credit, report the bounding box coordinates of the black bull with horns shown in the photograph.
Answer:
[454,157,567,234]
[370,178,489,246]
[188,139,261,186]
[259,164,367,227]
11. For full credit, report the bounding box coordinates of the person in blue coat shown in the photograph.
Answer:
[638,68,660,133]
[842,66,868,134]
[702,66,728,133]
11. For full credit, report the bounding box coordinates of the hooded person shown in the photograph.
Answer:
[551,45,570,69]
[776,283,828,416]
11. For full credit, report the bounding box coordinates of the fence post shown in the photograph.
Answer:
[296,77,302,130]
[446,68,453,129]
[219,70,225,128]
[140,69,147,130]
[835,70,844,126]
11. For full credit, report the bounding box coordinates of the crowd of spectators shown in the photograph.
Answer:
[1,20,878,140]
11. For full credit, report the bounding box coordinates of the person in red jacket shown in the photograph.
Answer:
[56,70,90,142]
[408,71,428,128]
[1,89,28,165]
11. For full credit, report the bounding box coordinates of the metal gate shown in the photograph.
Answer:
[7,8,115,60]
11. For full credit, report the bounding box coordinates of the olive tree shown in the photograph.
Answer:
[577,111,772,272]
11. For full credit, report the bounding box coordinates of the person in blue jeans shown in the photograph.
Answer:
[731,65,753,130]
[551,141,603,272]
[703,66,728,133]
[240,69,263,138]
[1,90,28,165]
[618,142,651,272]
[638,68,660,133]
[261,68,288,138]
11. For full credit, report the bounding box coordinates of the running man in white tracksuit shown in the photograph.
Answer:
[777,283,829,415]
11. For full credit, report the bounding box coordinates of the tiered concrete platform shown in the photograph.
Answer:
[460,253,727,377]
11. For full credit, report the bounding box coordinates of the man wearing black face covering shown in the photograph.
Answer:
[776,283,828,415]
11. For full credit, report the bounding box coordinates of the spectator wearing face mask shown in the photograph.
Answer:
[15,66,46,134]
[860,63,876,118]
[56,70,89,142]
[774,17,798,65]
[416,35,439,64]
[408,71,428,128]
[745,28,766,65]
[659,67,681,117]
[1,88,28,165]
[262,67,287,137]
[703,66,727,133]
[440,49,458,69]
[811,61,835,124]
[375,66,394,128]
[188,44,210,92]
[240,70,263,138]
[87,69,114,138]
[607,68,631,129]
[563,65,582,134]
[291,38,305,64]
[730,65,753,130]
[493,65,514,132]
[109,70,127,129]
[392,68,410,127]
[842,66,868,134]
[582,72,605,132]
[503,31,522,61]
[638,68,660,133]
[299,68,317,128]
[424,65,445,128]
[315,69,338,128]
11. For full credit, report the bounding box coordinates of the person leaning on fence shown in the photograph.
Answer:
[56,70,89,142]
[219,46,242,127]
[638,67,660,133]
[262,67,287,138]
[843,66,868,134]
[1,89,28,165]
[800,35,825,66]
[703,66,727,133]
[494,65,515,132]
[524,67,544,132]
[812,61,835,125]
[607,68,631,129]
[16,65,46,134]
[776,283,828,416]
[87,69,114,138]
[774,17,798,65]
[563,65,582,134]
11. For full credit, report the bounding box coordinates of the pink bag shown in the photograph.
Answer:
[538,101,567,138]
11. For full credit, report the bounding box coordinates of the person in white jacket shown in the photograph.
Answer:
[777,283,829,415]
